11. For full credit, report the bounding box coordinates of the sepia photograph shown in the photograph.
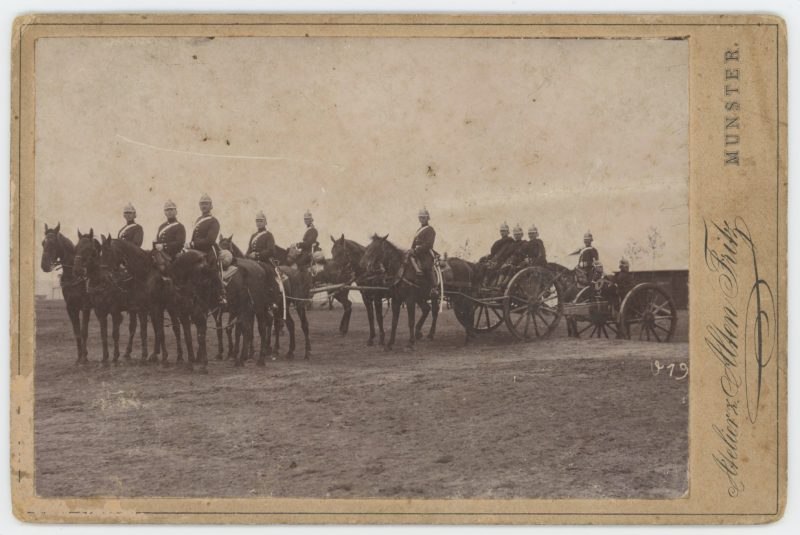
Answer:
[29,33,691,501]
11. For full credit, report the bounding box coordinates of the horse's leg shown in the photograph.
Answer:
[66,302,82,364]
[375,297,386,346]
[405,294,416,350]
[111,311,122,363]
[196,312,208,374]
[284,309,296,360]
[363,295,376,346]
[123,309,136,359]
[96,309,110,366]
[137,309,147,362]
[297,305,311,359]
[386,297,401,351]
[169,308,183,363]
[337,291,352,335]
[215,309,225,360]
[415,301,430,341]
[80,305,91,362]
[272,313,282,358]
[427,297,439,340]
[148,306,162,363]
[256,310,269,365]
[181,315,194,370]
[232,320,243,367]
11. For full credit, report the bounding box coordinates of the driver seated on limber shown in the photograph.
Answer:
[402,207,438,298]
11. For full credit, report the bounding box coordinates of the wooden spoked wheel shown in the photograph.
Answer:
[620,283,678,342]
[503,267,564,341]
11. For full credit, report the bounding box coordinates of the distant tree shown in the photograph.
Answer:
[624,226,665,270]
[453,239,471,260]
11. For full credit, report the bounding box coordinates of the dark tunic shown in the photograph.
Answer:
[245,229,276,261]
[517,238,547,265]
[411,225,436,270]
[190,215,220,254]
[118,222,143,247]
[299,225,319,253]
[612,270,635,298]
[154,219,186,257]
[489,236,515,259]
[577,246,599,270]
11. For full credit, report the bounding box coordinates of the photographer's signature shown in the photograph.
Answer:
[703,217,776,497]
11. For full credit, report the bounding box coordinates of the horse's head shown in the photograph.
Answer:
[73,228,99,278]
[330,234,349,266]
[219,234,234,252]
[361,233,390,275]
[100,234,121,269]
[286,243,302,265]
[40,222,62,273]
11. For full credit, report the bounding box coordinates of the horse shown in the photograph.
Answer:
[222,257,275,366]
[277,245,313,359]
[440,256,487,344]
[167,249,222,373]
[40,222,90,363]
[97,236,149,362]
[73,230,132,366]
[361,234,440,351]
[101,237,188,365]
[544,262,583,336]
[330,234,390,346]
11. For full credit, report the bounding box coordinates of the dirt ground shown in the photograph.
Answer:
[33,299,688,499]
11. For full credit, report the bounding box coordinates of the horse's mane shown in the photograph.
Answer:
[54,232,75,251]
[109,238,151,274]
[369,233,402,253]
[172,249,205,274]
[345,239,365,255]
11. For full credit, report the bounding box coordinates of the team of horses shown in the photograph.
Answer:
[40,222,485,370]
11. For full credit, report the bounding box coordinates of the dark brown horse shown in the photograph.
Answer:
[330,234,390,346]
[440,256,487,344]
[73,230,132,366]
[278,246,313,359]
[361,235,439,351]
[167,249,222,373]
[101,237,188,365]
[40,223,90,363]
[223,258,275,366]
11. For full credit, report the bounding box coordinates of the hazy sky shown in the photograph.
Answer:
[35,36,688,294]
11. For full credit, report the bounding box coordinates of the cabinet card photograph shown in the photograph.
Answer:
[10,14,786,525]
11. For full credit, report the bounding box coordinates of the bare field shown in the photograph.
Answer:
[33,300,688,499]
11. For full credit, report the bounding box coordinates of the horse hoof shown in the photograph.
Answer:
[304,353,310,360]
[366,339,374,347]
[414,331,423,341]
[215,353,223,361]
[404,345,416,352]
[198,366,209,375]
[285,352,295,360]
[426,333,435,340]
[384,345,393,352]
[257,359,265,367]
[122,352,131,360]
[102,360,110,368]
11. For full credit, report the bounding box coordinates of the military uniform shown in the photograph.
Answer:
[190,214,221,255]
[246,229,276,263]
[612,269,635,299]
[411,224,436,273]
[118,222,144,247]
[295,223,319,270]
[154,219,186,258]
[489,236,515,261]
[517,238,547,266]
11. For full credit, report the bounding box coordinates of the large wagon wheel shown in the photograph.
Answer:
[503,266,564,341]
[620,283,677,342]
[569,286,620,339]
[452,293,504,333]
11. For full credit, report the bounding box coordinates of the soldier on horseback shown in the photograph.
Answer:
[118,202,143,247]
[153,199,186,259]
[245,210,276,265]
[188,193,225,304]
[293,210,319,270]
[408,207,438,295]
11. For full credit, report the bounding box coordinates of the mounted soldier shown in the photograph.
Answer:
[571,231,599,286]
[294,210,319,271]
[245,210,277,265]
[118,202,143,247]
[408,207,437,295]
[153,199,186,260]
[188,193,224,303]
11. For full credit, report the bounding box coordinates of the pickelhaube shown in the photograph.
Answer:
[418,207,430,218]
[304,210,313,221]
[619,258,630,268]
[500,222,509,232]
[528,225,538,235]
[123,202,136,214]
[584,231,593,240]
[513,224,523,235]
[199,193,212,204]
[594,260,604,271]
[255,210,266,221]
[164,199,177,211]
